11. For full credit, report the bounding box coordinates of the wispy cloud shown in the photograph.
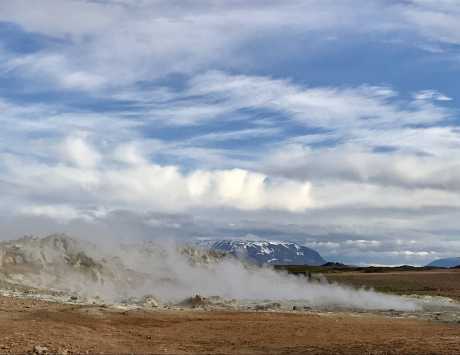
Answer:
[0,135,313,217]
[187,71,451,129]
[0,1,459,265]
[1,1,460,92]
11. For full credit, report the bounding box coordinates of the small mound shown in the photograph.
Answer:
[179,294,237,309]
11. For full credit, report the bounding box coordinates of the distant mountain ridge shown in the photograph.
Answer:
[426,257,460,268]
[200,240,326,266]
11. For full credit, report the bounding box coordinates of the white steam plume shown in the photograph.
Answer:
[0,235,419,312]
[109,241,419,311]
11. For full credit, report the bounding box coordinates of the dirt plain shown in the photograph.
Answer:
[0,269,460,354]
[0,296,458,354]
[325,268,460,300]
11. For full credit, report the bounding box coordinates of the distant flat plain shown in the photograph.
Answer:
[325,268,460,300]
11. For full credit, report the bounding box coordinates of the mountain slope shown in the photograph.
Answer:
[0,234,242,301]
[205,240,326,266]
[0,234,146,297]
[426,257,460,268]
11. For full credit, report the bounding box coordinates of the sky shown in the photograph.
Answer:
[0,0,459,265]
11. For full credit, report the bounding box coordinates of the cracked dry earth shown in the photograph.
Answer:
[0,296,459,354]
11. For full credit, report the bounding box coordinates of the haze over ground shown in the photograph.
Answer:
[0,1,459,266]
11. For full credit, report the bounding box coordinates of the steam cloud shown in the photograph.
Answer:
[0,235,419,312]
[65,239,420,311]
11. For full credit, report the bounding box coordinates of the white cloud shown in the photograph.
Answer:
[262,128,460,192]
[413,90,452,101]
[61,135,101,168]
[185,128,282,144]
[312,181,460,209]
[94,71,451,129]
[4,52,107,90]
[397,0,460,45]
[2,136,312,217]
[0,0,119,38]
[19,204,86,221]
[2,0,460,91]
[0,70,457,217]
[0,1,459,265]
[187,71,450,129]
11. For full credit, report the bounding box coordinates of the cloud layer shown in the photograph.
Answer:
[0,1,459,265]
[2,136,312,219]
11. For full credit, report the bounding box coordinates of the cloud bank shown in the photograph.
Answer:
[0,1,459,265]
[1,136,312,219]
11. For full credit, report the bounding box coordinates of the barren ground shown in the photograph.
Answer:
[0,296,459,354]
[0,269,459,354]
[325,269,460,300]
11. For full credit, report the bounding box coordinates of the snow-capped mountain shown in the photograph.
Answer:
[202,240,326,266]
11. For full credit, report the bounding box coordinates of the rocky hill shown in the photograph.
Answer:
[0,234,145,298]
[202,240,326,266]
[0,234,236,302]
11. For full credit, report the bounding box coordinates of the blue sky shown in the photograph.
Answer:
[0,0,459,265]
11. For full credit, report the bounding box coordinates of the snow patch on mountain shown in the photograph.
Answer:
[200,240,326,266]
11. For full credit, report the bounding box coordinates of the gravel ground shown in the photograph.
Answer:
[0,295,459,354]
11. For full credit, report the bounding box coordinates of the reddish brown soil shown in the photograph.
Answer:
[0,296,459,354]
